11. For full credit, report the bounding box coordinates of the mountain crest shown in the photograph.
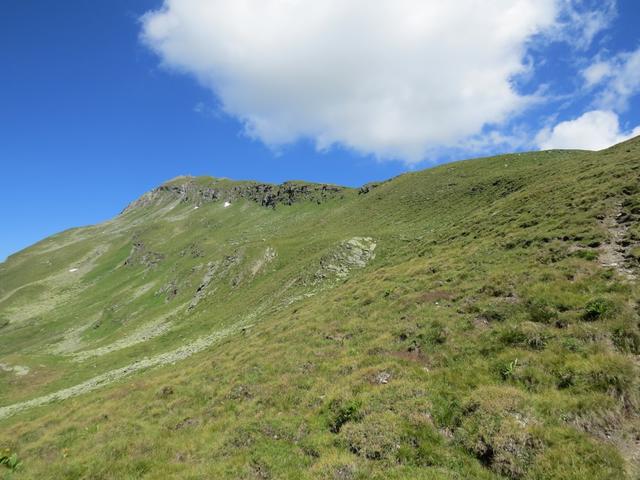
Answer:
[122,176,351,213]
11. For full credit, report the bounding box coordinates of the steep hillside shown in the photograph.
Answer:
[1,138,640,479]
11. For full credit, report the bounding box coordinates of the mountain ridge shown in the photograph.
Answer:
[122,175,353,214]
[1,136,640,479]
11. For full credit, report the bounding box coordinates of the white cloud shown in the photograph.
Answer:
[587,47,640,111]
[536,110,640,150]
[141,0,612,163]
[582,61,613,87]
[553,0,616,50]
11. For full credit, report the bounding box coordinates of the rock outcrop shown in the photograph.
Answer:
[316,237,377,281]
[123,240,164,269]
[122,177,350,213]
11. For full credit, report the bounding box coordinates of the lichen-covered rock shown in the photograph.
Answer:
[123,240,164,269]
[316,237,377,281]
[250,247,277,277]
[189,252,244,310]
[189,261,220,310]
[156,280,178,301]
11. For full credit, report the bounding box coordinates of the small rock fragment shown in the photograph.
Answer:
[374,371,392,384]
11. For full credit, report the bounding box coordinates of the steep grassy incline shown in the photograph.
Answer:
[1,138,640,479]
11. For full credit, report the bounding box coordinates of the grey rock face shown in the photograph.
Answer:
[316,237,377,282]
[123,177,349,213]
[124,240,164,269]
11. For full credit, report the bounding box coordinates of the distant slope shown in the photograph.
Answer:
[1,137,640,479]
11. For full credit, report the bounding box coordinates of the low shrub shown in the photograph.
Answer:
[340,411,402,461]
[611,320,640,354]
[480,308,505,322]
[582,298,614,321]
[0,449,21,472]
[572,249,598,261]
[567,354,639,409]
[327,399,363,433]
[527,427,626,479]
[424,320,448,345]
[498,323,550,350]
[526,299,558,324]
[454,386,540,479]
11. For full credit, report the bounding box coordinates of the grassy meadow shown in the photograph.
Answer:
[1,138,640,478]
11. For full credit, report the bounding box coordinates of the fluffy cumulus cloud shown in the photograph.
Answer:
[140,0,564,163]
[583,61,613,88]
[141,0,616,163]
[539,46,640,151]
[582,47,640,111]
[536,110,640,150]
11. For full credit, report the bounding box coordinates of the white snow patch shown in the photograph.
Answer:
[194,206,199,210]
[68,268,79,273]
[224,201,232,208]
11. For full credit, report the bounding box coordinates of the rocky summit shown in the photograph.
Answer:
[2,137,640,479]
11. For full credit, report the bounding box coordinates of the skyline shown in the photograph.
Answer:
[2,0,640,261]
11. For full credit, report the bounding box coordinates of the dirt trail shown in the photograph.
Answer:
[599,204,636,280]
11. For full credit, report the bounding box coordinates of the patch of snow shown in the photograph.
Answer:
[68,268,79,273]
[224,201,231,208]
[194,206,199,210]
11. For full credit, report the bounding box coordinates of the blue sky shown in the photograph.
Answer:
[1,0,639,261]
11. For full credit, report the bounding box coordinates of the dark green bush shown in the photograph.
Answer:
[582,299,613,321]
[572,249,598,261]
[327,399,362,433]
[498,327,527,346]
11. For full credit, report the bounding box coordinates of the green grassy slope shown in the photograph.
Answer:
[1,138,640,479]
